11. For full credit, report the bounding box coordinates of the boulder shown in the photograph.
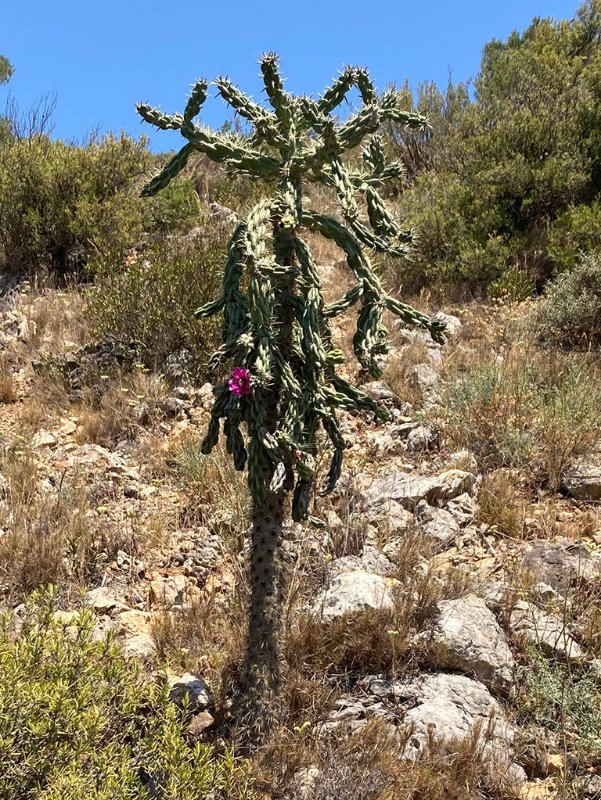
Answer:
[433,311,463,339]
[408,363,440,404]
[510,602,585,662]
[406,424,440,452]
[426,594,515,695]
[312,570,396,621]
[415,501,461,550]
[83,587,129,615]
[148,574,188,608]
[562,459,601,501]
[168,671,211,711]
[363,470,476,514]
[327,673,525,785]
[521,538,601,596]
[329,546,396,578]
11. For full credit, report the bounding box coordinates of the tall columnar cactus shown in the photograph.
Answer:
[138,55,446,732]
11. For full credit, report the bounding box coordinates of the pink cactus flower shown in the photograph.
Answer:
[228,367,251,396]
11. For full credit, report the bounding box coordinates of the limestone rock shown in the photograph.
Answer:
[408,363,440,403]
[406,424,440,452]
[122,633,157,659]
[83,587,129,615]
[148,574,188,608]
[168,671,210,711]
[521,538,601,595]
[329,546,396,578]
[415,501,461,550]
[433,311,463,339]
[562,459,601,501]
[510,602,584,662]
[426,594,515,695]
[312,570,396,621]
[363,469,476,514]
[31,430,57,449]
[328,673,525,785]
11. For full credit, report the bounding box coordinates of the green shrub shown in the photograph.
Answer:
[536,251,601,348]
[86,230,225,374]
[0,134,199,278]
[0,589,256,799]
[518,646,601,758]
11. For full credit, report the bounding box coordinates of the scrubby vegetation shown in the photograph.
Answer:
[0,591,257,800]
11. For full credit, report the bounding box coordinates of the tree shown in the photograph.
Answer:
[0,55,12,86]
[392,0,601,295]
[0,55,13,142]
[138,54,444,737]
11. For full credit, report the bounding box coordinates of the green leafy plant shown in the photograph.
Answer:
[536,250,601,348]
[0,589,257,799]
[87,230,225,373]
[138,54,444,735]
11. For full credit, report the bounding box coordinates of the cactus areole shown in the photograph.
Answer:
[138,55,445,732]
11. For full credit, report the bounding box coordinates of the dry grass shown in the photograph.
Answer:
[477,470,530,539]
[0,446,127,601]
[0,355,16,403]
[439,310,601,489]
[253,717,519,800]
[170,434,251,550]
[151,578,248,710]
[15,286,89,355]
[73,370,168,447]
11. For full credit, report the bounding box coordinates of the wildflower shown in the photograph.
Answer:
[228,367,251,396]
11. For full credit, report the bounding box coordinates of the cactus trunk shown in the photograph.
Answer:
[244,433,286,730]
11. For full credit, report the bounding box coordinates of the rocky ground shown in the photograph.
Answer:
[1,282,600,799]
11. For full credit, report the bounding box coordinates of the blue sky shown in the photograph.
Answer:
[2,0,581,151]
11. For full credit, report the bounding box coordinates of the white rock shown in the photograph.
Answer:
[83,587,129,615]
[433,311,462,339]
[168,671,210,711]
[510,602,584,662]
[31,430,57,449]
[415,501,461,550]
[312,570,396,621]
[149,574,188,608]
[562,459,601,501]
[427,594,515,695]
[363,470,476,514]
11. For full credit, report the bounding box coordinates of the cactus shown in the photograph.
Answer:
[138,55,446,735]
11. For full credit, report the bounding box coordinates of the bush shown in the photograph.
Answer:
[536,251,601,348]
[86,230,226,374]
[0,589,257,799]
[442,344,601,488]
[0,134,200,278]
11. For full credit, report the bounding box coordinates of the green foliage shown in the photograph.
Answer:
[87,231,225,373]
[0,134,199,278]
[536,250,601,347]
[392,0,601,294]
[518,646,601,756]
[0,54,13,85]
[0,589,257,799]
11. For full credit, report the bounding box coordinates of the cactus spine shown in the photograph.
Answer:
[138,55,446,734]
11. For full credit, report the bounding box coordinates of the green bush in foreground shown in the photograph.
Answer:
[536,251,601,349]
[0,589,256,800]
